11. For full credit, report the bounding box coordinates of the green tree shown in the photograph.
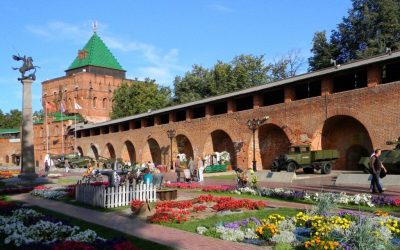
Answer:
[309,0,400,68]
[33,110,44,122]
[308,31,334,71]
[173,65,215,103]
[111,79,171,119]
[0,109,22,129]
[173,54,303,104]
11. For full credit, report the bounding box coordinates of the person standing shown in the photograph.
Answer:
[64,160,70,173]
[370,149,385,193]
[188,157,195,179]
[197,156,204,183]
[175,156,181,182]
[44,160,50,176]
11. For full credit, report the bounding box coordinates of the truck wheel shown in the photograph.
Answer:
[321,163,332,174]
[286,162,296,172]
[72,164,78,169]
[303,168,314,174]
[271,160,279,172]
[106,163,112,169]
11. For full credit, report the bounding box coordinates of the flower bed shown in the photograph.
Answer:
[0,200,140,249]
[0,170,19,179]
[202,185,400,208]
[196,210,400,249]
[163,182,201,189]
[146,194,267,224]
[202,185,236,192]
[30,185,75,200]
[0,186,34,195]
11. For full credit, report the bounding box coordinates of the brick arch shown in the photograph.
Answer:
[121,140,136,164]
[88,143,100,160]
[104,142,116,159]
[142,138,161,164]
[174,134,194,160]
[203,129,236,166]
[77,146,84,157]
[320,115,373,170]
[257,123,291,170]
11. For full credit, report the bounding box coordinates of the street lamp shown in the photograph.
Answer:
[167,129,176,170]
[247,116,270,172]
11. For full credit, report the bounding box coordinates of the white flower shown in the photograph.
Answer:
[196,226,208,235]
[216,226,245,242]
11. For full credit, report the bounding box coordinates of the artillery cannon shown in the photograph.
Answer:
[358,138,400,174]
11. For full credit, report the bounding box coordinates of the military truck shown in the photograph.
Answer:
[50,153,93,169]
[271,145,340,174]
[358,138,400,174]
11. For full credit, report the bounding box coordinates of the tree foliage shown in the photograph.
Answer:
[309,0,400,70]
[0,109,22,129]
[308,31,334,71]
[173,53,304,104]
[111,79,171,119]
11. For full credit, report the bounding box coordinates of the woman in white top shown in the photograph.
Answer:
[197,156,204,182]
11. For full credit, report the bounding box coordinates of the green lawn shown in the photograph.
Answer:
[162,207,298,233]
[57,177,79,185]
[206,174,236,180]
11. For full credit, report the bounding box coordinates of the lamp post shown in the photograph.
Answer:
[167,129,176,170]
[247,116,269,172]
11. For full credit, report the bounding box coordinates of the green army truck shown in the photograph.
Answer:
[271,145,340,174]
[50,153,93,169]
[358,138,400,174]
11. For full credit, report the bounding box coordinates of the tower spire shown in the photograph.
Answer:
[92,21,98,33]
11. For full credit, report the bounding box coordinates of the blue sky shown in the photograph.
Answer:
[0,0,351,112]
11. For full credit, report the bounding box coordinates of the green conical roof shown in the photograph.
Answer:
[67,32,124,71]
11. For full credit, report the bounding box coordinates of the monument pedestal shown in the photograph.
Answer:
[20,79,37,180]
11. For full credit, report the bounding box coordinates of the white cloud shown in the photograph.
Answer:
[26,21,92,43]
[208,4,235,13]
[26,21,185,86]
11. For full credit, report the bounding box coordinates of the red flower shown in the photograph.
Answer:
[113,240,141,250]
[90,181,109,187]
[202,185,236,192]
[34,185,50,190]
[163,183,201,189]
[130,200,144,210]
[394,199,400,206]
[53,241,95,250]
[192,205,207,212]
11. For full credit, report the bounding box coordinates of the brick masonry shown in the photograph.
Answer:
[75,81,400,171]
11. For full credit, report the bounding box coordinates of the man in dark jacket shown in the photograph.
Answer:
[370,149,384,193]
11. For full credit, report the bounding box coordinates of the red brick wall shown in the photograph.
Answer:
[75,81,400,171]
[0,138,21,166]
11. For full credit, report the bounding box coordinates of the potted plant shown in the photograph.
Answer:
[130,200,144,215]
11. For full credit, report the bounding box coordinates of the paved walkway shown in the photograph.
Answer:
[11,193,266,250]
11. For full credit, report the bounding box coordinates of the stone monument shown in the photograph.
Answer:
[13,54,39,180]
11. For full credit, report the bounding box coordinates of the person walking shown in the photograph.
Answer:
[188,157,195,180]
[197,156,204,183]
[175,156,181,182]
[370,149,385,193]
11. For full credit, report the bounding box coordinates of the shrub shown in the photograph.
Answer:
[273,242,294,250]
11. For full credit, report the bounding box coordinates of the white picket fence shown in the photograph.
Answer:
[75,181,157,208]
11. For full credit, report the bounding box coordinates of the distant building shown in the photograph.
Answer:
[33,30,137,167]
[0,129,21,166]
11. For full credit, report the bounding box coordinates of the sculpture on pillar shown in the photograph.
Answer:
[12,54,39,81]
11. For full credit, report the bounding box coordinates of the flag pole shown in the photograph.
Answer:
[61,103,64,160]
[45,102,49,156]
[74,112,77,154]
